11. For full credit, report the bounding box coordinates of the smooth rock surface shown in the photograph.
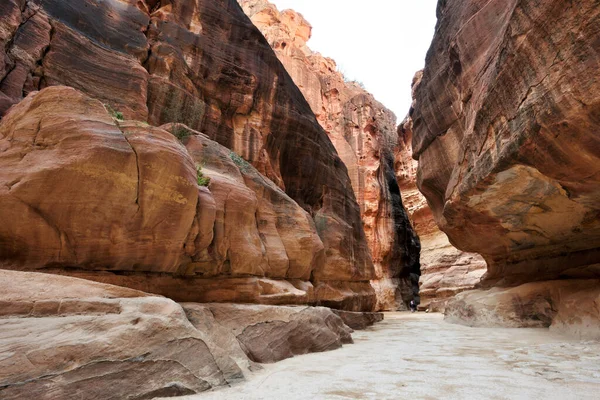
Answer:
[0,269,363,398]
[172,313,600,400]
[0,86,345,307]
[0,270,236,399]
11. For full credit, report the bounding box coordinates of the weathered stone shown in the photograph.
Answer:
[0,269,364,398]
[184,303,354,364]
[0,270,234,399]
[445,280,600,340]
[0,86,198,272]
[0,86,334,306]
[332,310,384,330]
[412,0,600,285]
[0,0,375,309]
[239,0,420,310]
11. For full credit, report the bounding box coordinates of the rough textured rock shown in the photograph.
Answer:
[184,303,353,364]
[331,310,384,330]
[0,0,375,309]
[0,86,374,309]
[398,73,486,312]
[239,0,420,311]
[0,270,238,399]
[412,0,600,285]
[0,269,362,398]
[445,280,600,340]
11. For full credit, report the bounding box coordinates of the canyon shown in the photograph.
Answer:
[0,0,599,398]
[239,0,484,311]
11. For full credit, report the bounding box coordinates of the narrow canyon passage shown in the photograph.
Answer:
[174,314,600,400]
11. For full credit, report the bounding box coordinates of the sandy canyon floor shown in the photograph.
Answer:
[170,313,600,400]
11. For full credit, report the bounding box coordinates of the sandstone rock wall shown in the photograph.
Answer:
[0,86,374,310]
[412,0,600,285]
[238,0,420,310]
[0,0,376,310]
[399,72,486,312]
[412,0,600,326]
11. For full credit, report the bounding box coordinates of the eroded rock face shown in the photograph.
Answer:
[412,0,600,285]
[184,303,353,364]
[445,280,600,340]
[0,86,373,309]
[0,269,361,398]
[397,73,486,312]
[0,0,374,309]
[239,0,420,311]
[0,270,238,399]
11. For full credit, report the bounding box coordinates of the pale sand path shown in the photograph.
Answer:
[170,313,600,400]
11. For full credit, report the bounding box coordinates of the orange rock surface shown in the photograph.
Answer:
[239,0,420,310]
[413,0,600,327]
[0,86,375,310]
[0,0,377,310]
[398,72,486,311]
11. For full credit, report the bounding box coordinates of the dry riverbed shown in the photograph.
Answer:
[171,313,600,400]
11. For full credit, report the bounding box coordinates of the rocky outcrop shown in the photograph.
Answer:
[412,0,600,284]
[398,73,486,312]
[0,86,375,309]
[0,269,359,398]
[445,280,600,340]
[0,0,376,310]
[0,270,241,399]
[332,310,384,330]
[184,303,353,364]
[238,0,420,311]
[413,1,600,326]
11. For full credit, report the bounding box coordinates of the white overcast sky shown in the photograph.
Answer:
[269,0,438,120]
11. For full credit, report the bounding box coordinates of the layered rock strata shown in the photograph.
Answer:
[398,73,486,312]
[239,0,420,310]
[412,0,600,325]
[0,0,376,310]
[0,269,355,398]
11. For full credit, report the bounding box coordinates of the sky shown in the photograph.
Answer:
[269,0,438,120]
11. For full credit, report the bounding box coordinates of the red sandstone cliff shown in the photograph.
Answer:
[0,0,377,310]
[399,72,486,312]
[413,0,600,336]
[239,0,420,310]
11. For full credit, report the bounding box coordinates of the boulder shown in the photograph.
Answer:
[184,303,354,364]
[332,310,384,330]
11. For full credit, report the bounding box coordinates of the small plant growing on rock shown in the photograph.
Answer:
[105,104,124,121]
[229,151,251,173]
[172,125,192,142]
[196,164,211,187]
